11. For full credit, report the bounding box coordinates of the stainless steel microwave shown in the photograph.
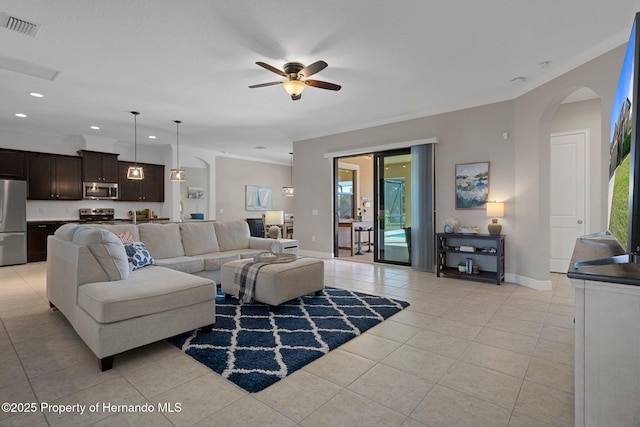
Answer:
[83,182,118,200]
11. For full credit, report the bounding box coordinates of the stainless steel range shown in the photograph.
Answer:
[79,208,115,222]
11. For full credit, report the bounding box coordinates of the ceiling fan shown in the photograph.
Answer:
[249,60,341,100]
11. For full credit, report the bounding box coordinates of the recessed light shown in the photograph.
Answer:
[148,135,156,139]
[255,146,266,150]
[29,92,43,98]
[15,113,27,118]
[90,125,100,130]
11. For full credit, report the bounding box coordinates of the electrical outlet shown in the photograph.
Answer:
[312,209,318,216]
[311,235,316,242]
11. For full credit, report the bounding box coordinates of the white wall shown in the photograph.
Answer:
[294,100,515,260]
[215,157,293,222]
[293,44,626,288]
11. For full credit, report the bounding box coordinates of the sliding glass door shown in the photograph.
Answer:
[374,149,412,265]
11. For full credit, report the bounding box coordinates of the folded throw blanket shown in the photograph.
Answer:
[233,261,269,303]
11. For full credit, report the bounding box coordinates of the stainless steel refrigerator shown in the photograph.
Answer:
[0,179,27,266]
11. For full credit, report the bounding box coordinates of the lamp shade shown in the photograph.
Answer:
[169,169,186,182]
[486,202,505,218]
[126,165,144,180]
[282,79,306,96]
[264,210,284,225]
[282,186,294,196]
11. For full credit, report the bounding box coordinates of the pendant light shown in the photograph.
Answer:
[282,152,294,196]
[126,111,144,180]
[169,120,186,182]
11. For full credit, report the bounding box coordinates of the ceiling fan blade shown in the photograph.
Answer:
[256,61,287,77]
[305,79,341,91]
[291,94,302,101]
[249,81,282,88]
[299,60,328,78]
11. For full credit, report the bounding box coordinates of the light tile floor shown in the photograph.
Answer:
[0,260,574,426]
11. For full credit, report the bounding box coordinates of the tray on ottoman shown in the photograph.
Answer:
[221,257,324,306]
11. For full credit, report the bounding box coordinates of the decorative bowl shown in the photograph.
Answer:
[458,226,479,235]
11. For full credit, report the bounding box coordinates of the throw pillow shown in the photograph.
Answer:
[124,242,155,271]
[115,230,135,245]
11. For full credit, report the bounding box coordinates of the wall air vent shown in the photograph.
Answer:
[0,13,40,37]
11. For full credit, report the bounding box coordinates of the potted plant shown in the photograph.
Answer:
[443,218,458,233]
[458,261,466,272]
[357,207,366,221]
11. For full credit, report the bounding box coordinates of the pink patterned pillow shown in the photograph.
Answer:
[115,231,135,245]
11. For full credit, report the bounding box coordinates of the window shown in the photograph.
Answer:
[338,168,356,219]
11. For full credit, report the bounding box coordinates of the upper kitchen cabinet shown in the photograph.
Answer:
[27,153,82,200]
[78,150,119,183]
[117,161,164,202]
[0,149,26,180]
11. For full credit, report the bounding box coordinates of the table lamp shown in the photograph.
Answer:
[486,202,505,236]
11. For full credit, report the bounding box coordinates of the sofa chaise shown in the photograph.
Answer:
[46,220,274,370]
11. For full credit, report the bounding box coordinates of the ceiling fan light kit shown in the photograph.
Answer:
[282,79,306,97]
[249,60,341,100]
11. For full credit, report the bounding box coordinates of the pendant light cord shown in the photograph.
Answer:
[175,120,181,169]
[131,111,140,165]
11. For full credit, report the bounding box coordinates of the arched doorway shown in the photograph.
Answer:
[549,87,602,272]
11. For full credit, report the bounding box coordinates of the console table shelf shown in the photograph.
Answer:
[436,233,505,285]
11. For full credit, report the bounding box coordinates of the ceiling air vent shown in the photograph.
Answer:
[0,13,40,37]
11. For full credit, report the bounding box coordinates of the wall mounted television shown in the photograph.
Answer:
[575,12,640,268]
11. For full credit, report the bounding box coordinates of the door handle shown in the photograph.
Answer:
[577,220,583,224]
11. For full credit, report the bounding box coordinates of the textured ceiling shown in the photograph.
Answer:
[0,0,637,164]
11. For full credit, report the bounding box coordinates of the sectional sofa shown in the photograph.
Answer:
[46,220,274,370]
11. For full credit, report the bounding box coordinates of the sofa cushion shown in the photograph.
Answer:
[77,267,215,323]
[180,222,220,255]
[124,242,155,271]
[88,224,140,242]
[138,223,185,259]
[213,221,251,251]
[193,252,241,271]
[115,231,135,245]
[71,226,129,281]
[153,256,205,274]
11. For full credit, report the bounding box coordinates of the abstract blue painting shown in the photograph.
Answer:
[455,162,489,209]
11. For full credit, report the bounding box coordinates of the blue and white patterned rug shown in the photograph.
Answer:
[168,286,409,393]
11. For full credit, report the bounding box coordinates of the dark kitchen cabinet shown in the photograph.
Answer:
[27,153,82,200]
[0,149,26,180]
[118,161,164,202]
[27,222,58,262]
[78,150,119,183]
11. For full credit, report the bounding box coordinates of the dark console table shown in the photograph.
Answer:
[436,233,504,285]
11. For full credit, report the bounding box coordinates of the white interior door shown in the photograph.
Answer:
[550,130,587,272]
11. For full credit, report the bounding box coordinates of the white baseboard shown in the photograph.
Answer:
[298,250,334,259]
[511,274,552,290]
[301,255,554,291]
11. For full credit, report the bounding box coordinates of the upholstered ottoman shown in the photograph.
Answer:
[221,257,324,306]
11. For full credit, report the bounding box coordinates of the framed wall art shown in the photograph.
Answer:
[455,162,489,209]
[187,186,205,199]
[245,185,273,211]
